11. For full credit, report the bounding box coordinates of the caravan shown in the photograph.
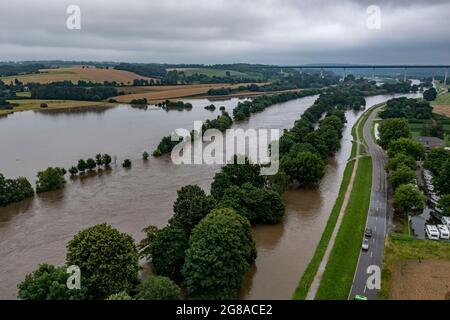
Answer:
[425,225,440,240]
[437,225,450,240]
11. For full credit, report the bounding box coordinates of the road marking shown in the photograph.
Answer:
[372,238,375,244]
[370,252,373,257]
[364,286,367,294]
[374,226,377,232]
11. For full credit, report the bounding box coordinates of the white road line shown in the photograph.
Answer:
[374,226,377,232]
[370,252,373,257]
[364,286,367,294]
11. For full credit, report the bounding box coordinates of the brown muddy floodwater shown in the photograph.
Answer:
[0,93,420,299]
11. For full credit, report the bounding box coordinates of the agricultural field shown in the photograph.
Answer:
[0,66,157,85]
[166,67,262,79]
[113,82,268,103]
[432,92,450,117]
[380,234,450,300]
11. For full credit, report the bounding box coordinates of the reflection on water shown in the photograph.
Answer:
[0,93,421,299]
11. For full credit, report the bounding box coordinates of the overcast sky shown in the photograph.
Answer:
[0,0,449,64]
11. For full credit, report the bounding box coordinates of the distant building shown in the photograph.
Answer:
[413,136,445,151]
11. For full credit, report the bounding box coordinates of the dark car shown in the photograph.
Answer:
[365,228,373,237]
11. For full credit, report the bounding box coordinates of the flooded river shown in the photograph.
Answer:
[0,93,420,299]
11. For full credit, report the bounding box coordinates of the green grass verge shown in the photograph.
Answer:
[432,91,450,105]
[380,233,450,299]
[292,159,356,299]
[315,156,373,300]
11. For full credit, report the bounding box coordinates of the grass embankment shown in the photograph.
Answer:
[292,159,355,299]
[0,99,114,116]
[315,156,373,299]
[293,108,367,299]
[380,233,450,299]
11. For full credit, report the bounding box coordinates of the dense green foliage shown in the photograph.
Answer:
[424,148,450,175]
[435,160,450,195]
[389,164,416,190]
[387,137,425,160]
[219,182,285,224]
[66,223,139,299]
[135,276,181,300]
[36,167,66,193]
[281,151,325,185]
[171,185,217,233]
[0,173,34,207]
[378,118,411,149]
[18,264,88,300]
[182,208,256,299]
[210,156,265,199]
[107,291,134,300]
[394,184,425,214]
[31,81,118,101]
[140,223,189,282]
[437,195,450,216]
[423,87,437,101]
[161,100,193,110]
[387,153,416,171]
[122,159,132,168]
[379,98,433,120]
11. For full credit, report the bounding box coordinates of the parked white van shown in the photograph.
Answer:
[425,225,440,240]
[437,225,450,240]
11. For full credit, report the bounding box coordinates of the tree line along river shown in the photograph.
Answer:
[0,93,421,299]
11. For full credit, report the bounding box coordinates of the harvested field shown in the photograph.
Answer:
[433,104,450,117]
[1,67,157,84]
[113,83,269,103]
[390,260,450,300]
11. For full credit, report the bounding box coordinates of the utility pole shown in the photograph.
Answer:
[343,67,346,81]
[372,67,375,80]
[320,67,324,79]
[403,67,407,82]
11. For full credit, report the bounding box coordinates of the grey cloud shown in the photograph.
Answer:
[0,0,449,64]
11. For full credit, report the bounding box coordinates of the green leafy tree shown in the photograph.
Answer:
[36,167,66,193]
[102,154,112,167]
[142,151,149,161]
[435,160,450,195]
[77,159,87,172]
[135,276,181,300]
[281,151,325,185]
[139,223,189,282]
[387,137,425,160]
[182,208,256,299]
[265,170,291,194]
[122,159,132,168]
[389,164,416,190]
[95,154,104,166]
[394,184,425,215]
[424,148,450,175]
[68,166,79,176]
[437,195,450,216]
[423,87,437,101]
[170,186,217,233]
[66,223,139,299]
[219,183,285,224]
[18,264,88,300]
[379,118,410,149]
[86,158,97,171]
[387,153,416,171]
[0,174,34,207]
[210,156,265,199]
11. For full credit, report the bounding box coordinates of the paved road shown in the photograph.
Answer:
[349,107,388,300]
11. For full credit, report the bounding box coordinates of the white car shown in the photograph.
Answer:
[362,238,370,251]
[437,225,450,240]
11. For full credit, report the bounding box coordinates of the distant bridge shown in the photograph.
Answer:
[281,65,449,85]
